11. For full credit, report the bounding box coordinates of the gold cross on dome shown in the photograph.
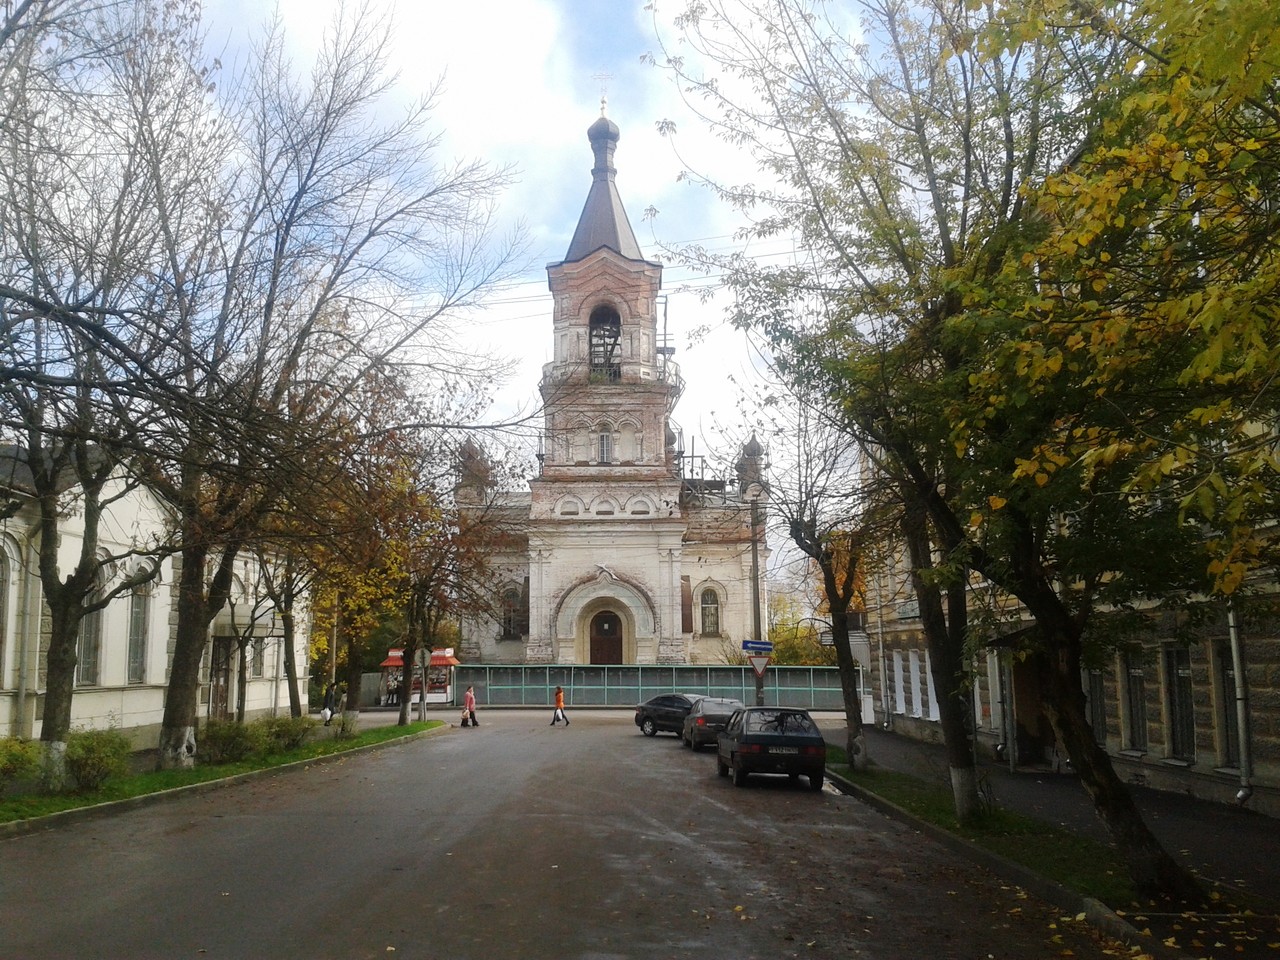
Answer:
[592,71,613,115]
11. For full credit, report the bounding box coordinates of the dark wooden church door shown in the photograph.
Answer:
[589,611,623,664]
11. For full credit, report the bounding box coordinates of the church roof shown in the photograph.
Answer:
[562,110,645,263]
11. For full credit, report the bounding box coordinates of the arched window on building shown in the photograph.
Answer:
[500,582,529,640]
[127,579,151,683]
[597,428,614,464]
[589,305,621,381]
[0,549,8,683]
[501,587,522,639]
[77,573,105,687]
[700,588,720,636]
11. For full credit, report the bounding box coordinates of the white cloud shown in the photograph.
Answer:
[200,0,782,468]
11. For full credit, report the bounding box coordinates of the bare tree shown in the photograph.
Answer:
[126,4,522,768]
[0,0,196,785]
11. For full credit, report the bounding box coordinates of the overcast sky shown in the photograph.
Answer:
[200,0,790,474]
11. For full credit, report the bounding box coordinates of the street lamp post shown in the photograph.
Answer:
[747,483,764,706]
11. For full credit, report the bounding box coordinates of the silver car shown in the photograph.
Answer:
[681,697,744,750]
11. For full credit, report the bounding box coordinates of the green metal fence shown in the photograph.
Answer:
[452,664,855,710]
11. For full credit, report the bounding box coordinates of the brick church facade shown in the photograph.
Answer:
[458,113,767,665]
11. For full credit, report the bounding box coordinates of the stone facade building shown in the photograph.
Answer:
[865,552,1280,816]
[0,448,307,747]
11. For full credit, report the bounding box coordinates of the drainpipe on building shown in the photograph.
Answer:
[272,634,283,718]
[14,518,41,739]
[1003,658,1017,773]
[1227,601,1253,804]
[874,571,891,730]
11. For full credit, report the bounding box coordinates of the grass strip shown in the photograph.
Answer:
[828,750,1134,906]
[1,720,440,825]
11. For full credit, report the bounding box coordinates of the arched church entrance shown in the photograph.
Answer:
[589,610,623,664]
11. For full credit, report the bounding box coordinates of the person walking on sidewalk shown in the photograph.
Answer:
[322,680,337,725]
[463,685,479,728]
[550,685,569,726]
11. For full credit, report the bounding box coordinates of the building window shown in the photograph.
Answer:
[892,651,906,715]
[588,306,621,381]
[501,587,522,639]
[251,638,265,678]
[923,650,939,721]
[1086,669,1107,745]
[700,589,720,636]
[1164,645,1196,762]
[126,582,150,683]
[77,602,103,687]
[0,551,8,685]
[1124,653,1148,751]
[597,430,613,464]
[908,649,923,718]
[1217,643,1240,767]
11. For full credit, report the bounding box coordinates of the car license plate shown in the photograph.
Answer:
[771,746,798,754]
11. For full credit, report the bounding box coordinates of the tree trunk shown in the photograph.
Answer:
[235,638,248,723]
[37,602,80,790]
[157,549,213,768]
[281,606,301,719]
[1031,640,1204,903]
[397,633,419,727]
[903,500,981,821]
[340,653,363,735]
[828,605,867,770]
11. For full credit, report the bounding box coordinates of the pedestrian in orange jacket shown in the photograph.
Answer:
[550,685,569,726]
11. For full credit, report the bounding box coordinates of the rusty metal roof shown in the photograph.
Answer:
[562,114,645,263]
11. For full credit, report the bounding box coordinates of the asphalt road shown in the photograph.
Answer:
[0,710,1133,960]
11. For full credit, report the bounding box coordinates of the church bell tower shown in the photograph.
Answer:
[524,108,688,664]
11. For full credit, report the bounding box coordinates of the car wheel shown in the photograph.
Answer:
[641,717,657,737]
[681,732,691,748]
[690,738,701,752]
[716,754,728,777]
[809,771,824,792]
[732,757,748,787]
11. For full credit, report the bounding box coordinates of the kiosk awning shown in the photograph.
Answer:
[381,649,458,668]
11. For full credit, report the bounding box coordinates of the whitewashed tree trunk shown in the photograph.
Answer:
[40,740,69,792]
[158,726,197,770]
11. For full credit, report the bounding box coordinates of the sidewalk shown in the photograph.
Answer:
[825,721,1280,909]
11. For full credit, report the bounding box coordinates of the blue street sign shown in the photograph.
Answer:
[741,640,774,652]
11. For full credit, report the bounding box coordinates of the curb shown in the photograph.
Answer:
[824,766,1191,960]
[0,722,448,840]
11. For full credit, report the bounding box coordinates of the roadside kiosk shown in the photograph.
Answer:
[378,647,460,705]
[424,648,461,703]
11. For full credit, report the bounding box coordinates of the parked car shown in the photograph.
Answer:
[634,693,704,737]
[717,706,826,791]
[681,697,744,750]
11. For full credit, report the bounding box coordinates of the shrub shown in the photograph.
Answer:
[198,719,259,765]
[65,728,131,792]
[249,715,315,753]
[0,737,41,787]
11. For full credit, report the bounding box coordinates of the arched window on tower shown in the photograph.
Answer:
[598,428,614,464]
[588,305,621,382]
[700,589,721,636]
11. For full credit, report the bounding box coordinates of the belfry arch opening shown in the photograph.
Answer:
[588,305,621,382]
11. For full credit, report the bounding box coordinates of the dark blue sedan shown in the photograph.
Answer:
[717,706,826,791]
